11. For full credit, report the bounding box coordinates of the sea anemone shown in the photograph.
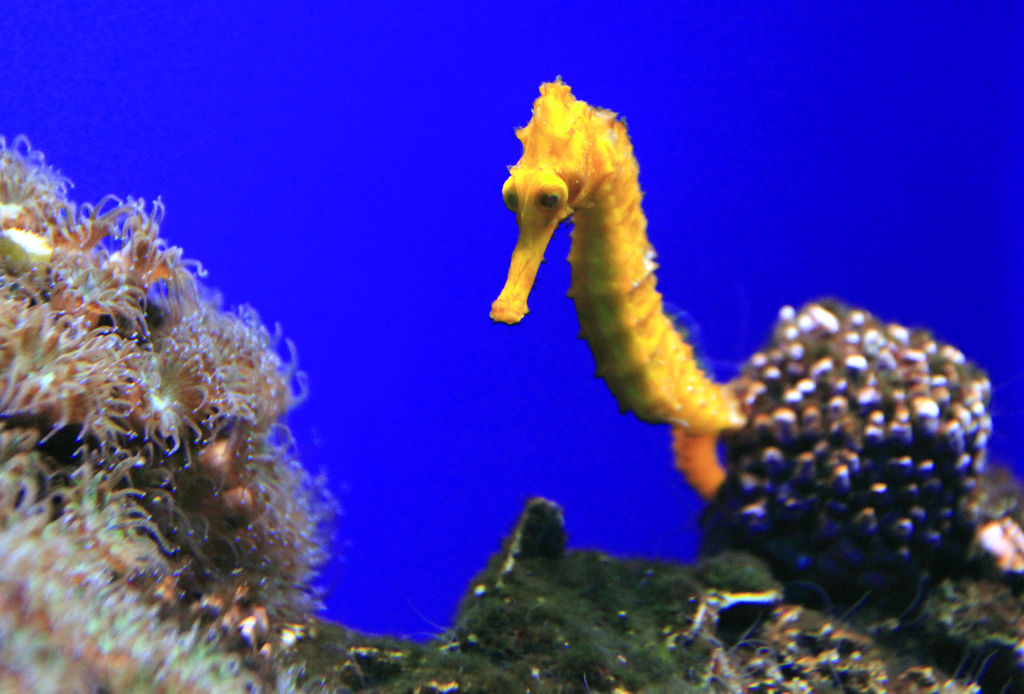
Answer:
[0,135,69,236]
[0,301,136,444]
[127,335,209,455]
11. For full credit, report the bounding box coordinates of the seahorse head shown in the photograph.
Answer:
[490,80,621,324]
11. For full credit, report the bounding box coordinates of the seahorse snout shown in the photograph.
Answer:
[490,212,558,325]
[489,295,527,324]
[490,238,542,324]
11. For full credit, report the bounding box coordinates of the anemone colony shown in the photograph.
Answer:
[0,137,329,691]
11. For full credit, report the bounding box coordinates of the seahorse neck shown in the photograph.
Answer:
[568,150,651,295]
[565,146,739,434]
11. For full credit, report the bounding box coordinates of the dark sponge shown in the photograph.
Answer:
[707,301,992,602]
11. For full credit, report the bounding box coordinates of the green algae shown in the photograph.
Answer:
[282,497,1004,693]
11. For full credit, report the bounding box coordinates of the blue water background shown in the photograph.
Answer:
[5,2,1021,639]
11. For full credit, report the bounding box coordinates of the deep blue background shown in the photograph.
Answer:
[5,2,1021,638]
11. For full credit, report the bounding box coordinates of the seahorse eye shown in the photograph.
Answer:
[538,192,560,209]
[502,178,519,212]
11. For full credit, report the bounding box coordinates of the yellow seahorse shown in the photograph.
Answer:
[490,80,744,499]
